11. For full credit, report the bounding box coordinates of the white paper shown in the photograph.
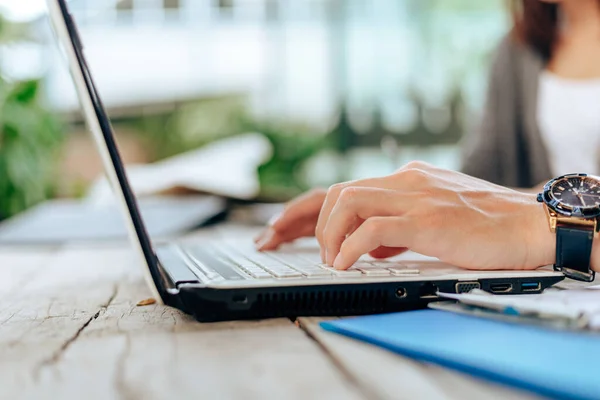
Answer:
[439,287,600,329]
[86,132,273,204]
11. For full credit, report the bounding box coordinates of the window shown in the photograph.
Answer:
[163,0,180,10]
[116,0,134,11]
[218,0,234,11]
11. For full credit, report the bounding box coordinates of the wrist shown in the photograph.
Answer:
[531,199,600,273]
[528,200,556,268]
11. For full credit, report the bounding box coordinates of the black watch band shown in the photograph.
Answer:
[554,223,595,282]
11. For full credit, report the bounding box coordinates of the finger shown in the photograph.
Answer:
[256,221,317,251]
[270,189,326,233]
[333,216,415,270]
[315,178,386,261]
[323,188,411,265]
[254,229,269,243]
[368,246,408,259]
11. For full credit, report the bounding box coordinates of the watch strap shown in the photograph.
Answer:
[555,223,595,282]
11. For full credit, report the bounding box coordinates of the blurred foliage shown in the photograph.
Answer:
[0,15,35,44]
[130,95,248,160]
[241,118,331,201]
[0,79,64,219]
[0,16,64,219]
[126,94,330,201]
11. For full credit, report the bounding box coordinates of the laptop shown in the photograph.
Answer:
[46,0,565,322]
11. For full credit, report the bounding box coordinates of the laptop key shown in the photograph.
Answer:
[184,247,245,281]
[225,253,261,268]
[263,267,302,278]
[296,253,325,265]
[321,266,363,277]
[246,269,273,279]
[157,247,201,285]
[266,252,311,266]
[290,266,332,277]
[183,253,222,281]
[240,252,288,268]
[389,267,420,276]
[356,267,391,276]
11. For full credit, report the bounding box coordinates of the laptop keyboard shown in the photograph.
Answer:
[180,242,420,282]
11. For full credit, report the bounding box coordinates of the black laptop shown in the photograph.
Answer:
[46,0,564,322]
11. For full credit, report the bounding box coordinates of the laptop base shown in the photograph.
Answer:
[170,276,564,323]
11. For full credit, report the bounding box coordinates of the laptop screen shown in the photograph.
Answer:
[47,0,168,303]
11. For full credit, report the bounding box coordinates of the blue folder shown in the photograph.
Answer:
[321,310,600,400]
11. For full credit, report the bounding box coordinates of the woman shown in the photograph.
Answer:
[253,0,600,272]
[462,0,600,188]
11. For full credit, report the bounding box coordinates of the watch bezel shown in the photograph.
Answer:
[540,173,600,219]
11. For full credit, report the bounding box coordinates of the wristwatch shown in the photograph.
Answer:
[537,173,600,282]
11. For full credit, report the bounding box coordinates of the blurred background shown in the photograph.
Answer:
[0,0,510,221]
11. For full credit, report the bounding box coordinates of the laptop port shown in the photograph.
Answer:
[521,282,541,292]
[395,287,407,298]
[490,283,513,294]
[419,282,439,299]
[455,282,481,294]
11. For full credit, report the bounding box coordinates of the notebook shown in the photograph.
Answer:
[321,310,600,400]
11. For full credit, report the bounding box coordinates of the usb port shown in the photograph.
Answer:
[521,282,541,292]
[490,283,513,294]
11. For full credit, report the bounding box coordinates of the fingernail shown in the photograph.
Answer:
[333,253,345,270]
[256,229,275,250]
[268,213,282,227]
[254,230,266,243]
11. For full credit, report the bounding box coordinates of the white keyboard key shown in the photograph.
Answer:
[357,267,391,276]
[291,266,332,277]
[244,253,287,268]
[265,265,295,273]
[389,267,420,276]
[241,264,272,274]
[322,266,363,278]
[353,261,377,269]
[248,270,273,279]
[266,252,310,266]
[296,253,325,264]
[226,254,260,268]
[264,268,303,278]
[185,256,223,280]
[369,261,404,267]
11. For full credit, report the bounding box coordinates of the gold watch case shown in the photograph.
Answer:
[537,173,600,237]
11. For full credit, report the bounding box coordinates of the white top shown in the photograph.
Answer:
[537,71,600,177]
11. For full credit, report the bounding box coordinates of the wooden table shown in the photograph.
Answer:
[0,224,542,400]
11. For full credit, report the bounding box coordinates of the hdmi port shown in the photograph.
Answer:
[490,283,513,294]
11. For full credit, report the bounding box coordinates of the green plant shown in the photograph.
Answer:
[242,119,331,201]
[0,16,64,219]
[131,95,248,161]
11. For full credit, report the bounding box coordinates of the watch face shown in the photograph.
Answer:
[551,176,600,207]
[543,174,600,217]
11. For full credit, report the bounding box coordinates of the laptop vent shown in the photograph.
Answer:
[254,289,388,316]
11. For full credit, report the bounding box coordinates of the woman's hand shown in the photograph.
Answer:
[254,188,407,260]
[316,161,556,270]
[256,160,574,272]
[254,189,326,251]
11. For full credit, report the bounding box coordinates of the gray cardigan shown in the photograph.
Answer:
[460,36,553,188]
